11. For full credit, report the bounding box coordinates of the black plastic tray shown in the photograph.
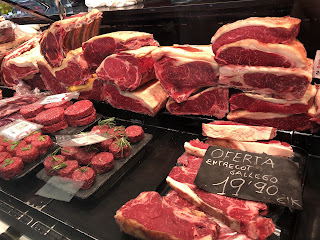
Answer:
[36,133,153,199]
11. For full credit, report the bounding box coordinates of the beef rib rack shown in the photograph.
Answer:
[82,31,159,69]
[211,16,301,53]
[152,45,219,103]
[214,39,308,68]
[40,9,102,68]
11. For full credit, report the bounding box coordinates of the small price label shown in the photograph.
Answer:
[72,134,107,146]
[313,50,320,79]
[195,146,303,209]
[55,133,108,147]
[0,120,42,141]
[40,92,78,105]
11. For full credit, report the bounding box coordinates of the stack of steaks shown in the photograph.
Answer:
[211,16,317,131]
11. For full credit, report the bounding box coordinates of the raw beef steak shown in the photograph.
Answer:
[177,152,203,171]
[166,86,229,118]
[115,191,219,240]
[96,46,157,91]
[227,109,312,131]
[102,79,168,116]
[214,39,307,68]
[82,31,159,69]
[202,121,277,141]
[211,16,301,53]
[40,9,102,68]
[206,138,293,158]
[218,61,313,100]
[0,20,15,44]
[152,45,219,103]
[71,75,104,101]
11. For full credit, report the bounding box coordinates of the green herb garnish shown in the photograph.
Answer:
[115,136,131,156]
[98,117,116,128]
[38,135,46,142]
[21,145,32,151]
[10,141,20,151]
[50,162,67,173]
[85,145,99,152]
[61,148,71,153]
[2,158,14,168]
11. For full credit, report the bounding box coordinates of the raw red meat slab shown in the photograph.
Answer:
[166,86,229,118]
[115,191,219,240]
[96,46,157,91]
[214,39,307,68]
[211,16,300,53]
[152,45,219,103]
[82,31,159,69]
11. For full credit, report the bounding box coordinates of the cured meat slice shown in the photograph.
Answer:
[219,61,313,100]
[227,109,312,131]
[82,31,159,69]
[230,84,316,114]
[40,9,102,68]
[115,191,219,240]
[202,121,276,141]
[38,48,91,93]
[152,45,219,103]
[206,138,293,158]
[1,35,44,87]
[102,79,168,116]
[214,39,307,68]
[166,177,275,240]
[96,46,157,91]
[211,16,301,53]
[166,86,229,118]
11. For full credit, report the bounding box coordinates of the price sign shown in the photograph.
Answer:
[313,50,320,79]
[39,92,79,105]
[0,120,42,141]
[194,146,303,209]
[55,133,108,147]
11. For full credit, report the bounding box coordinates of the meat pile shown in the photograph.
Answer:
[19,100,97,133]
[43,119,145,190]
[211,16,317,131]
[0,132,53,180]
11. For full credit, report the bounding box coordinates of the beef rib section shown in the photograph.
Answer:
[40,9,102,68]
[82,31,159,69]
[152,45,219,103]
[214,39,307,68]
[96,46,157,91]
[102,79,168,116]
[115,191,219,240]
[211,16,301,53]
[166,86,229,118]
[218,61,313,100]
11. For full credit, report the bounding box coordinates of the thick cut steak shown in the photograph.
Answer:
[96,46,157,91]
[211,16,300,53]
[40,9,102,68]
[166,86,229,118]
[227,109,312,131]
[102,79,168,116]
[219,61,313,100]
[184,140,208,158]
[214,39,307,68]
[82,31,159,69]
[202,121,276,141]
[152,45,219,103]
[206,138,293,158]
[230,84,316,114]
[115,191,219,240]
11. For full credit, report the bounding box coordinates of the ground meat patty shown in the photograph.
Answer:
[125,125,144,143]
[15,144,39,163]
[61,146,81,160]
[0,152,12,163]
[43,155,66,175]
[35,107,65,125]
[75,147,98,165]
[31,135,53,152]
[64,100,94,120]
[109,140,131,159]
[0,157,24,180]
[24,131,42,143]
[41,120,68,133]
[57,160,79,178]
[71,166,96,189]
[44,100,72,110]
[0,137,12,147]
[91,125,110,134]
[6,140,27,155]
[91,152,114,174]
[0,146,5,152]
[67,110,96,127]
[107,126,126,139]
[20,103,44,118]
[97,138,114,152]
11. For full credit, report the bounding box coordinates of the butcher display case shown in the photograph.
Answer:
[1,0,320,239]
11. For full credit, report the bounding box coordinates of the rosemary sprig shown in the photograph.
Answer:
[85,145,99,152]
[115,136,131,156]
[50,162,67,173]
[98,117,116,128]
[21,144,32,151]
[10,141,20,151]
[61,148,71,153]
[2,158,14,168]
[51,147,61,161]
[38,135,46,142]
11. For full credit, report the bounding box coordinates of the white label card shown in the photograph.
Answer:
[0,120,43,141]
[72,134,107,145]
[55,133,109,147]
[39,92,79,105]
[313,50,320,79]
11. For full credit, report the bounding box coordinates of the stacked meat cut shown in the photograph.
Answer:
[211,16,317,131]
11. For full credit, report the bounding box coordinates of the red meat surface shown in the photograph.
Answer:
[75,147,98,165]
[15,144,39,163]
[44,100,72,110]
[91,152,114,174]
[35,107,65,125]
[0,152,12,163]
[41,120,68,133]
[125,125,144,143]
[57,160,79,178]
[20,103,44,118]
[31,135,53,151]
[0,157,24,180]
[67,110,96,127]
[61,146,81,160]
[64,100,94,120]
[44,155,66,175]
[72,166,96,189]
[24,131,42,143]
[109,140,131,159]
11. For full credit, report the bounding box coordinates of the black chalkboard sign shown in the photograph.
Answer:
[194,145,303,210]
